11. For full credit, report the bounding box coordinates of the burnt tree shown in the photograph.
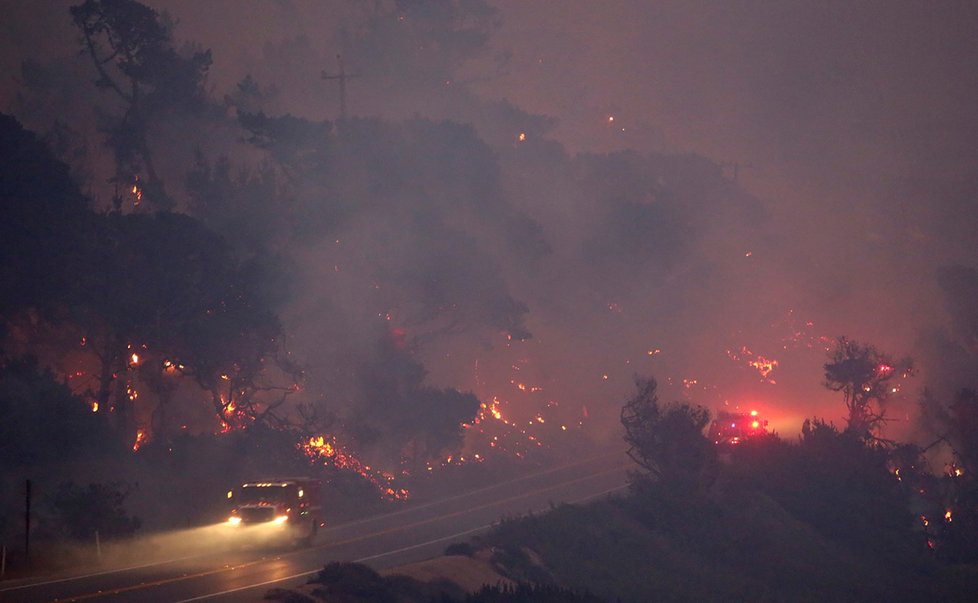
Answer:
[824,336,912,439]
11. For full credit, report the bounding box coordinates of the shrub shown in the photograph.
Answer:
[444,541,475,557]
[47,481,141,540]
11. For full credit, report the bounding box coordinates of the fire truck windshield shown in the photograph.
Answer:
[239,484,296,503]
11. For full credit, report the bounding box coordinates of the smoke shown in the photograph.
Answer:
[916,266,978,403]
[3,0,977,456]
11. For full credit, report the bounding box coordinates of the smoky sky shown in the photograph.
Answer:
[3,0,978,445]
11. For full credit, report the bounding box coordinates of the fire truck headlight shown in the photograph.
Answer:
[228,516,242,525]
[273,515,289,524]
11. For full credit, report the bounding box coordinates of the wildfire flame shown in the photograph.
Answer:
[131,177,142,206]
[301,435,409,500]
[727,346,779,383]
[452,385,580,467]
[511,380,543,393]
[132,429,146,452]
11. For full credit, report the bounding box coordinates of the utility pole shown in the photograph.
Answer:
[322,54,360,120]
[24,479,31,561]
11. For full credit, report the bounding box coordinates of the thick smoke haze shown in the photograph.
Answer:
[3,0,977,453]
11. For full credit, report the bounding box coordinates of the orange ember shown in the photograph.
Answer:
[132,429,146,452]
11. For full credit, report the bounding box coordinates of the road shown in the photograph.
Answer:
[0,451,630,602]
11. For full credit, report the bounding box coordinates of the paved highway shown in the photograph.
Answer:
[0,451,630,602]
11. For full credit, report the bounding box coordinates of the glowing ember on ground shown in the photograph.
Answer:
[777,311,834,352]
[162,359,182,374]
[131,178,142,205]
[511,380,543,393]
[301,435,409,500]
[454,392,568,464]
[727,346,779,383]
[132,429,146,451]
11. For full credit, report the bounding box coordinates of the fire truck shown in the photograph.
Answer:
[226,478,323,545]
[709,409,768,446]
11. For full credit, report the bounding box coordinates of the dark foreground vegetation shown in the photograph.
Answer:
[473,376,978,603]
[272,372,978,603]
[266,561,602,603]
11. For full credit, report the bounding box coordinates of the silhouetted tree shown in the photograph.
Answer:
[63,212,295,440]
[185,152,289,254]
[944,389,978,473]
[824,336,912,438]
[920,388,978,562]
[620,377,716,494]
[0,113,90,320]
[0,355,119,468]
[353,333,479,465]
[237,111,331,169]
[71,0,211,210]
